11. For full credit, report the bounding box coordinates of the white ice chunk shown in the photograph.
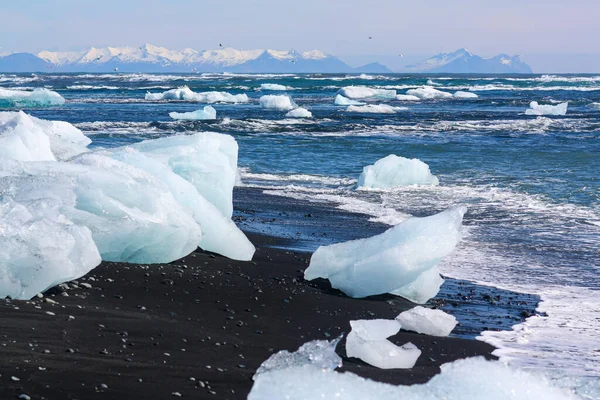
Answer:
[337,86,397,99]
[349,319,401,341]
[396,94,421,101]
[396,306,458,337]
[285,107,312,118]
[145,86,249,103]
[346,104,407,114]
[390,267,445,304]
[453,91,478,99]
[0,88,65,108]
[588,102,600,109]
[304,206,466,301]
[169,105,217,120]
[525,101,568,116]
[0,111,90,162]
[334,94,365,106]
[0,198,101,300]
[406,86,453,100]
[260,83,289,91]
[357,155,439,189]
[259,94,297,110]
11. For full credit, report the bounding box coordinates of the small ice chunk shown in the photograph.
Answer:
[358,155,439,189]
[169,106,217,120]
[145,86,249,103]
[588,102,600,109]
[334,94,365,106]
[349,319,401,341]
[304,206,466,301]
[346,104,406,114]
[406,86,453,100]
[337,86,397,99]
[396,94,421,101]
[396,306,458,337]
[260,83,289,91]
[453,91,478,99]
[0,88,65,108]
[259,94,297,110]
[525,101,568,116]
[286,107,312,118]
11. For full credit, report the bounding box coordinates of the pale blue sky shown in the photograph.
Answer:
[1,0,599,72]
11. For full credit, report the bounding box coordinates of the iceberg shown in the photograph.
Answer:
[260,83,289,91]
[169,105,217,120]
[337,86,396,100]
[525,101,568,116]
[396,306,458,337]
[334,94,365,106]
[0,111,90,162]
[406,87,453,100]
[304,206,466,300]
[0,88,65,108]
[259,94,297,110]
[145,86,249,103]
[286,107,312,118]
[453,91,478,99]
[396,94,421,101]
[357,155,439,189]
[346,319,421,369]
[346,104,406,114]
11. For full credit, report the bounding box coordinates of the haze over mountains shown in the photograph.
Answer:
[0,44,532,73]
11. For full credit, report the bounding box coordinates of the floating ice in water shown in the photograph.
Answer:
[357,155,439,189]
[453,91,478,99]
[396,306,458,337]
[145,86,249,103]
[0,198,101,300]
[525,101,568,116]
[304,206,466,300]
[286,107,312,118]
[169,105,217,120]
[396,94,421,101]
[0,88,65,108]
[260,83,289,91]
[346,319,421,369]
[346,104,406,114]
[0,111,90,161]
[253,336,342,380]
[334,94,365,106]
[406,86,453,100]
[259,94,297,110]
[337,86,397,99]
[588,102,600,109]
[390,267,445,304]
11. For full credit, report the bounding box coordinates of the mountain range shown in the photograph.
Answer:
[405,48,532,73]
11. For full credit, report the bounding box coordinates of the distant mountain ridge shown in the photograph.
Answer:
[0,44,392,73]
[406,48,532,73]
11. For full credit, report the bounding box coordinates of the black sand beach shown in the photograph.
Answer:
[0,188,539,400]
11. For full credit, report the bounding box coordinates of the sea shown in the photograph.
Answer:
[1,72,599,397]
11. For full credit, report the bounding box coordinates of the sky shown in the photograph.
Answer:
[1,0,600,72]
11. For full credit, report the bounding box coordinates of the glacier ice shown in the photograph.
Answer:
[390,267,445,304]
[286,107,312,118]
[260,83,289,91]
[396,306,458,337]
[145,86,249,103]
[337,86,396,100]
[453,91,478,99]
[406,87,453,100]
[0,88,65,108]
[396,94,421,101]
[346,104,407,114]
[334,94,365,106]
[525,101,568,116]
[0,111,90,162]
[357,155,439,189]
[346,319,421,369]
[304,206,466,300]
[259,94,297,110]
[169,105,217,120]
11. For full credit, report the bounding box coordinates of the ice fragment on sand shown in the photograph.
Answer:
[525,101,568,116]
[169,105,217,120]
[390,267,445,304]
[396,306,457,337]
[357,155,439,189]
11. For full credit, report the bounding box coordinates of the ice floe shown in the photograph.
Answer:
[396,306,457,337]
[395,94,421,101]
[260,83,290,91]
[357,155,439,189]
[406,87,453,100]
[0,88,65,108]
[334,94,365,106]
[525,101,568,116]
[145,86,249,103]
[169,105,217,120]
[453,91,479,99]
[259,94,297,110]
[346,104,406,114]
[286,107,312,118]
[337,86,397,99]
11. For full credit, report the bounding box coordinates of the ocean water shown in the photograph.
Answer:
[2,72,599,395]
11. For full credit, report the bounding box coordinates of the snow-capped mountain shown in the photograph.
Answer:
[0,44,392,73]
[405,48,532,73]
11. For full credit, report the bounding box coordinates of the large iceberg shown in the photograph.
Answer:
[145,86,249,103]
[286,107,312,118]
[525,101,568,116]
[304,206,466,300]
[346,104,406,114]
[346,319,421,369]
[334,94,365,106]
[337,86,396,100]
[396,306,458,337]
[0,88,65,108]
[259,94,297,110]
[357,155,439,189]
[169,105,217,120]
[406,87,453,100]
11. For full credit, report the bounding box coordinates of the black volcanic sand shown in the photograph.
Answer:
[0,188,540,400]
